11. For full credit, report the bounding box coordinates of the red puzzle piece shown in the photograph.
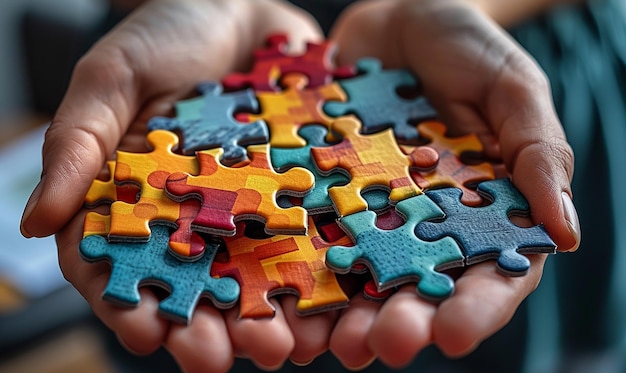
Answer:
[222,33,355,92]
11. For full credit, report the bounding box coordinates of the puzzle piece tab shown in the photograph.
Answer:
[80,225,240,324]
[166,144,314,236]
[311,116,439,216]
[326,195,464,300]
[406,121,495,206]
[212,218,351,318]
[222,33,355,92]
[416,178,556,276]
[323,58,436,140]
[147,82,268,165]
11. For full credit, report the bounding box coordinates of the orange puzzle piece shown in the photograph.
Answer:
[108,130,206,259]
[237,74,346,148]
[311,116,439,217]
[405,121,495,206]
[165,144,314,237]
[212,218,351,318]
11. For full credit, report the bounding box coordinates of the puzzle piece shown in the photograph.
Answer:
[405,121,495,206]
[165,144,314,236]
[271,124,348,213]
[80,225,240,324]
[147,82,268,165]
[109,130,205,259]
[323,58,436,140]
[237,74,346,147]
[222,33,355,92]
[311,116,439,216]
[416,178,556,276]
[212,218,351,318]
[326,195,464,300]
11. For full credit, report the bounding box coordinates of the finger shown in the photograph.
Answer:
[165,305,234,373]
[367,286,436,368]
[487,64,580,252]
[57,211,169,354]
[329,294,381,370]
[433,254,547,357]
[280,296,339,365]
[225,299,295,370]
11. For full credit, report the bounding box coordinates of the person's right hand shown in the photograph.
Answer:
[20,1,334,372]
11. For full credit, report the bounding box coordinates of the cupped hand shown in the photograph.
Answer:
[23,0,332,371]
[326,0,579,368]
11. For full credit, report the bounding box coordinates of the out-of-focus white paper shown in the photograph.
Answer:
[0,125,67,298]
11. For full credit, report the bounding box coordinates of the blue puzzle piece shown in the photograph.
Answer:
[147,81,269,165]
[271,125,349,214]
[416,179,557,276]
[323,58,437,141]
[79,225,240,324]
[326,195,464,301]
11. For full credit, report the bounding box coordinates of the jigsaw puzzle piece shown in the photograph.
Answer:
[311,116,438,216]
[108,130,206,259]
[147,82,269,165]
[323,58,436,140]
[212,218,351,318]
[405,121,495,206]
[416,179,557,276]
[83,212,111,237]
[237,74,346,147]
[79,225,240,324]
[222,33,355,92]
[326,195,464,300]
[271,124,348,214]
[166,144,314,237]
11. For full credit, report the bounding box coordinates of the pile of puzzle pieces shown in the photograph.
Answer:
[80,34,557,324]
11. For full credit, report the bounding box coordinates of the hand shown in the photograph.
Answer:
[22,0,332,371]
[325,0,580,368]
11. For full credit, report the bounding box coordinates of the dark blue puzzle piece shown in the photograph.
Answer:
[416,179,556,276]
[79,225,240,324]
[323,58,437,141]
[147,82,269,165]
[326,195,464,301]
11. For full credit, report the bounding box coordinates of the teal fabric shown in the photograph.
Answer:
[512,0,626,370]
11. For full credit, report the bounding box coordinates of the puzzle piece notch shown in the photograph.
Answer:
[405,121,495,206]
[80,225,240,324]
[211,219,351,318]
[222,33,355,92]
[147,81,269,165]
[166,144,314,237]
[323,58,437,141]
[416,179,556,276]
[237,74,347,148]
[326,194,464,301]
[311,116,438,217]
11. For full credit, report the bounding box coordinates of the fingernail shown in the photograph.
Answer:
[561,192,581,252]
[290,358,314,367]
[20,178,44,238]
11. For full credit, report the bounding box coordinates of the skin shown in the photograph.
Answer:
[20,0,581,371]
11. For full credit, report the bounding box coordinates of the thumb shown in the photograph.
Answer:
[20,49,136,238]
